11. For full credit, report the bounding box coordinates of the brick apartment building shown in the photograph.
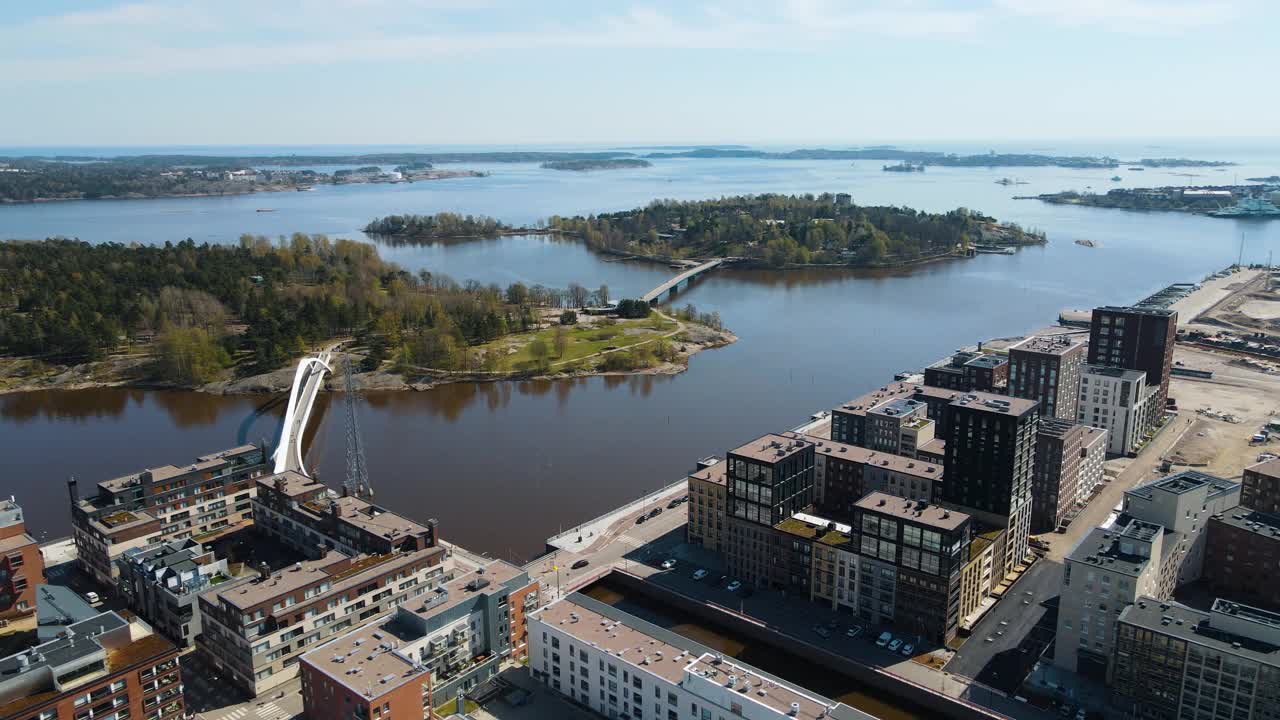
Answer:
[1008,334,1085,420]
[1242,457,1280,514]
[923,350,1009,393]
[1204,508,1280,611]
[1031,420,1106,534]
[686,459,726,553]
[0,498,44,620]
[1087,305,1177,423]
[70,445,268,587]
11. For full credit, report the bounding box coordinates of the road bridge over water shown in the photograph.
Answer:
[641,258,725,305]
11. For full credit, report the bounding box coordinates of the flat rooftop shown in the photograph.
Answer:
[1010,335,1084,356]
[209,547,441,611]
[538,597,690,685]
[963,354,1007,370]
[301,620,424,696]
[1067,525,1152,577]
[99,444,260,492]
[950,391,1038,416]
[1119,519,1161,543]
[1094,305,1176,318]
[1083,365,1146,381]
[1246,456,1280,480]
[1128,470,1232,499]
[688,461,726,487]
[1038,418,1082,440]
[855,492,969,531]
[800,435,942,481]
[1120,598,1280,667]
[331,496,432,542]
[868,397,924,418]
[729,434,811,464]
[411,560,525,621]
[1211,508,1280,540]
[834,382,917,416]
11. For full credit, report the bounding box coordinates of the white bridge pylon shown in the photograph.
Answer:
[273,351,333,476]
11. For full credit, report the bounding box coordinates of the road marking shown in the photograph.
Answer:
[615,535,643,548]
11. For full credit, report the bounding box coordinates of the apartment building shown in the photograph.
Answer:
[1204,508,1280,611]
[1242,458,1280,514]
[1031,420,1105,534]
[1008,334,1085,421]
[924,350,1008,393]
[252,471,439,558]
[70,445,267,587]
[1078,365,1156,456]
[1123,471,1241,588]
[1112,598,1280,720]
[804,436,942,518]
[299,630,431,720]
[1087,305,1177,422]
[1054,471,1241,679]
[831,382,961,449]
[687,460,726,553]
[942,392,1038,570]
[529,594,876,720]
[117,538,230,648]
[300,560,538,715]
[197,544,447,697]
[0,498,44,620]
[863,397,930,454]
[724,435,814,590]
[0,607,183,720]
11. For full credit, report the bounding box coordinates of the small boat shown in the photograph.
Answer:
[1128,167,1145,171]
[1111,176,1122,182]
[256,208,276,213]
[1075,239,1100,248]
[296,186,314,192]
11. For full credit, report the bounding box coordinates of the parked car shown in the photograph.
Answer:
[888,638,902,653]
[635,515,647,525]
[660,559,677,570]
[726,580,742,592]
[571,559,589,570]
[812,625,831,639]
[692,568,709,581]
[876,631,892,647]
[845,626,862,639]
[667,498,681,509]
[648,507,663,518]
[900,643,914,657]
[85,591,101,605]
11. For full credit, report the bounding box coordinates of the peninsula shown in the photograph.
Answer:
[0,236,732,395]
[1022,184,1280,216]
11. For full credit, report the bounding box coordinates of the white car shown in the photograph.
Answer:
[85,591,101,605]
[887,638,902,653]
[876,631,892,647]
[692,568,708,580]
[660,559,677,570]
[726,580,742,592]
[846,626,862,639]
[900,643,914,657]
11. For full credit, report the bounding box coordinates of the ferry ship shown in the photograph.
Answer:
[1209,196,1280,218]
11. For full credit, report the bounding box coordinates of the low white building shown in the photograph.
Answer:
[1077,365,1153,455]
[530,595,875,720]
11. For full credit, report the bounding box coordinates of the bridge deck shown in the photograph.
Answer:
[640,258,723,303]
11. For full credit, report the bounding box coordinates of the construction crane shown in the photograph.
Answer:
[343,357,373,500]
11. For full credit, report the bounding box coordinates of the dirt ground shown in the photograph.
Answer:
[1183,268,1280,339]
[1167,344,1280,479]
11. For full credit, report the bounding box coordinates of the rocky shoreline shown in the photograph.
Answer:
[0,325,736,396]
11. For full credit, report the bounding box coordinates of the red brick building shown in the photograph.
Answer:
[0,498,44,620]
[1204,508,1280,611]
[0,610,183,720]
[300,627,432,720]
[1242,457,1280,514]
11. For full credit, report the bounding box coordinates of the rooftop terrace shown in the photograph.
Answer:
[855,492,969,531]
[1010,335,1084,356]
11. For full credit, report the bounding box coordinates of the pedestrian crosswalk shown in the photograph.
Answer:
[207,700,290,720]
[257,701,286,719]
[615,535,643,548]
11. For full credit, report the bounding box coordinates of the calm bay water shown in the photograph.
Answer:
[4,141,1280,559]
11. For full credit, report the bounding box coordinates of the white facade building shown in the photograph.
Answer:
[1078,365,1153,455]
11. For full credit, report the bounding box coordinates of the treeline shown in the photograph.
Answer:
[0,236,616,383]
[547,193,1038,267]
[13,152,634,169]
[363,213,511,238]
[0,161,314,202]
[541,159,652,171]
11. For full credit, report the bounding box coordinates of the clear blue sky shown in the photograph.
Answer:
[1,0,1275,146]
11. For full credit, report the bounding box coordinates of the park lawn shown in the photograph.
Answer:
[494,316,676,368]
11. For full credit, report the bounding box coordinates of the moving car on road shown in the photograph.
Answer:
[726,580,742,592]
[692,568,708,580]
[571,559,589,570]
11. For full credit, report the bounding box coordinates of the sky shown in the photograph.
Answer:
[1,0,1276,146]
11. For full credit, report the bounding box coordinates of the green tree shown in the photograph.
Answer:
[553,326,569,358]
[528,337,550,369]
[559,310,578,325]
[155,327,230,384]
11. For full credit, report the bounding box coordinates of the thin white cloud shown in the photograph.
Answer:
[994,0,1241,30]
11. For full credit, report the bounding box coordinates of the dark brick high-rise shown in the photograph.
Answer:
[1087,305,1176,419]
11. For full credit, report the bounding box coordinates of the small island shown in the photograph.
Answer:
[540,159,652,171]
[367,195,1044,269]
[0,236,732,395]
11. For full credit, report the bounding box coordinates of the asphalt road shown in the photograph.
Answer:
[946,558,1064,693]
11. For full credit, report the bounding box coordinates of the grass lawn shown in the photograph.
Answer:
[487,316,677,369]
[435,697,480,714]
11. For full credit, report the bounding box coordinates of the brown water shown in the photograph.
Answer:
[581,578,924,720]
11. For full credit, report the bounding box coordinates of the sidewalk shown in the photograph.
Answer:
[545,479,686,554]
